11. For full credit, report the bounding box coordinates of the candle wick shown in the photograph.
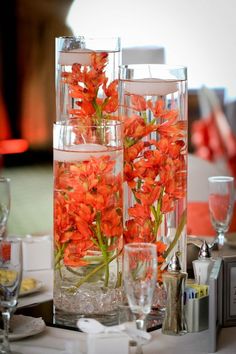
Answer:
[148,64,152,78]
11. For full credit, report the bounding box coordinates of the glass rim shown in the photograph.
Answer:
[208,176,234,183]
[119,63,187,70]
[56,36,121,52]
[0,237,22,244]
[56,35,121,41]
[119,64,187,81]
[124,242,157,250]
[54,119,123,129]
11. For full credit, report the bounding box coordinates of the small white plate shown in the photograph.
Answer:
[0,315,46,341]
[19,280,44,297]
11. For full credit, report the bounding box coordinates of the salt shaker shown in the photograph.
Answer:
[162,252,187,335]
[192,240,214,285]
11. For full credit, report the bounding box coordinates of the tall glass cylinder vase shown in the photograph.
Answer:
[53,119,123,327]
[55,36,120,123]
[119,64,188,277]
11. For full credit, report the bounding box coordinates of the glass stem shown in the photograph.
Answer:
[1,310,11,353]
[217,231,225,247]
[136,314,146,331]
[135,314,146,354]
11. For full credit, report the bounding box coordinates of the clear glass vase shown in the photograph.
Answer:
[53,119,123,327]
[119,64,188,275]
[55,36,120,123]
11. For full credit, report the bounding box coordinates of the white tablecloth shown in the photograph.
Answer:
[8,324,236,354]
[12,269,236,354]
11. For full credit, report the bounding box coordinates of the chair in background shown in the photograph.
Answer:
[188,153,228,202]
[122,45,165,65]
[187,153,236,236]
[191,86,236,180]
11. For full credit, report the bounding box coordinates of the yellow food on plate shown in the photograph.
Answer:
[20,277,37,293]
[0,269,17,285]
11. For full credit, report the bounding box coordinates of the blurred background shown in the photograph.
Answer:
[1,0,236,235]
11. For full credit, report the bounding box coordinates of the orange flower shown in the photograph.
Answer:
[131,94,147,111]
[91,52,108,71]
[124,141,144,163]
[124,115,147,140]
[147,99,164,117]
[135,183,161,206]
[124,162,136,188]
[128,204,151,219]
[124,219,154,244]
[54,153,123,269]
[0,242,11,262]
[64,242,91,267]
[101,208,123,237]
[61,52,118,121]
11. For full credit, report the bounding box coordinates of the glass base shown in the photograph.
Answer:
[54,307,119,328]
[147,307,165,330]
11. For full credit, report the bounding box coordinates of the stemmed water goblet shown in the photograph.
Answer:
[123,243,157,354]
[0,178,11,240]
[0,237,22,354]
[208,176,235,248]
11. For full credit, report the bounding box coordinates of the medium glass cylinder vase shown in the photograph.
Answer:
[119,64,188,274]
[53,119,123,327]
[55,36,120,123]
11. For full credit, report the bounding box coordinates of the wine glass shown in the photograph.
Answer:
[123,243,157,354]
[0,238,22,354]
[0,178,11,240]
[208,176,235,248]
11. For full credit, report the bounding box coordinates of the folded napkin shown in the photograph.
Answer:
[22,235,53,271]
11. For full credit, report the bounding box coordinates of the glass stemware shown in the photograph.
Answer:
[123,243,157,354]
[0,178,10,240]
[0,238,22,354]
[208,176,235,248]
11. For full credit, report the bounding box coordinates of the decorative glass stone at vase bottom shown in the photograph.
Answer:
[54,267,123,326]
[53,119,123,327]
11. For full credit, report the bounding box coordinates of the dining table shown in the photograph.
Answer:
[6,255,236,354]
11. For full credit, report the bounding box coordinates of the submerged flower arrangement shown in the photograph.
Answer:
[54,51,123,293]
[54,153,123,288]
[55,50,187,290]
[123,93,187,281]
[61,52,118,124]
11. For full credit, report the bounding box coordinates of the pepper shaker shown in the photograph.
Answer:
[162,252,187,335]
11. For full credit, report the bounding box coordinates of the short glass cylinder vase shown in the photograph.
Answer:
[119,64,188,273]
[53,119,123,327]
[55,36,120,123]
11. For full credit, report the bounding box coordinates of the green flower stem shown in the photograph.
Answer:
[142,111,148,124]
[124,138,139,149]
[151,188,164,239]
[71,252,119,290]
[55,244,67,268]
[55,244,67,278]
[96,212,109,287]
[163,209,187,259]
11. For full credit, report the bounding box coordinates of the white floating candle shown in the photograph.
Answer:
[54,143,108,162]
[125,78,178,96]
[58,49,92,66]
